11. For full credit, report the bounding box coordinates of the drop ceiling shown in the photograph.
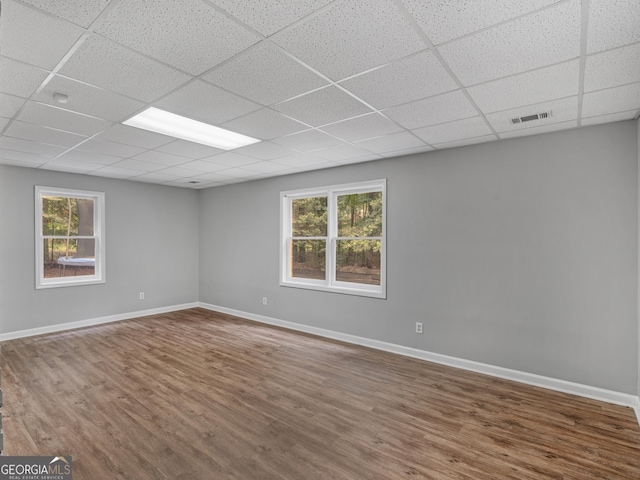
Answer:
[0,0,639,189]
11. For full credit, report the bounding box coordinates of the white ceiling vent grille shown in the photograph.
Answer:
[511,111,552,125]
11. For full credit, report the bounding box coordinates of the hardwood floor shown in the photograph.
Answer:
[2,308,639,479]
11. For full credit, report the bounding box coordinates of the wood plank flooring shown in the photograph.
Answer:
[1,308,639,479]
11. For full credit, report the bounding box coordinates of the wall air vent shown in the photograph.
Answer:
[511,111,551,125]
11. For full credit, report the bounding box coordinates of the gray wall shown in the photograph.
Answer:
[199,121,639,394]
[638,117,640,401]
[0,165,199,335]
[1,122,637,395]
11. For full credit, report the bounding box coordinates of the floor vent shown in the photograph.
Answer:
[511,111,551,125]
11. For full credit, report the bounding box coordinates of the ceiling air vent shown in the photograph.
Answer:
[511,111,551,125]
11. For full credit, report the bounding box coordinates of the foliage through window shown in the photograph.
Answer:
[35,186,105,289]
[281,180,386,298]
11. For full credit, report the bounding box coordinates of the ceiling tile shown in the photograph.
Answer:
[581,82,640,118]
[131,150,192,167]
[44,156,101,172]
[76,138,146,158]
[149,166,200,178]
[154,80,260,125]
[211,0,333,36]
[379,145,434,158]
[271,129,343,151]
[241,160,296,174]
[0,93,26,118]
[97,124,174,149]
[273,86,372,127]
[0,136,67,156]
[17,102,112,136]
[4,120,87,147]
[581,110,638,126]
[175,160,230,173]
[56,149,122,165]
[88,165,144,178]
[339,51,457,109]
[111,158,166,172]
[468,60,579,114]
[18,0,109,28]
[59,35,192,103]
[320,113,404,142]
[132,171,178,183]
[354,131,426,154]
[412,117,493,144]
[272,152,336,167]
[201,152,259,168]
[499,120,577,139]
[41,163,98,174]
[584,43,640,93]
[234,142,296,160]
[0,148,52,165]
[402,0,561,45]
[314,144,379,161]
[96,0,260,75]
[587,0,640,54]
[333,154,384,165]
[0,57,49,98]
[155,140,225,159]
[191,171,236,183]
[1,0,637,186]
[384,90,478,130]
[215,167,261,179]
[0,1,85,70]
[0,158,48,169]
[35,75,146,122]
[273,0,425,80]
[433,135,498,150]
[203,42,327,106]
[485,96,578,133]
[438,0,581,86]
[221,108,308,140]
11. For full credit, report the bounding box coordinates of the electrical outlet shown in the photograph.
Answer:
[139,292,144,300]
[262,297,267,306]
[415,322,423,334]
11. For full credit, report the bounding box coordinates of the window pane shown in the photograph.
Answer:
[290,239,326,280]
[42,196,94,236]
[43,238,96,279]
[336,239,381,285]
[292,196,327,237]
[337,192,382,237]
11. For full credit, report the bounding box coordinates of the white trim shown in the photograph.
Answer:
[35,186,106,289]
[199,302,640,414]
[0,303,198,342]
[280,179,386,299]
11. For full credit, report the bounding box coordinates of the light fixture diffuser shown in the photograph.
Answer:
[123,107,260,150]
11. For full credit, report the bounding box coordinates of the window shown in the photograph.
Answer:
[35,186,105,289]
[281,179,386,298]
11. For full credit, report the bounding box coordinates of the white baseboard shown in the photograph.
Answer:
[199,302,640,419]
[0,302,198,342]
[2,301,638,427]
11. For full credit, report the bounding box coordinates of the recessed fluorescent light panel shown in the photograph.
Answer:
[123,107,260,150]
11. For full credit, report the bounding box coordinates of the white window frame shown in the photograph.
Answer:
[35,186,106,289]
[280,179,386,299]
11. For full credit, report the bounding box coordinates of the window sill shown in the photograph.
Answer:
[280,279,386,299]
